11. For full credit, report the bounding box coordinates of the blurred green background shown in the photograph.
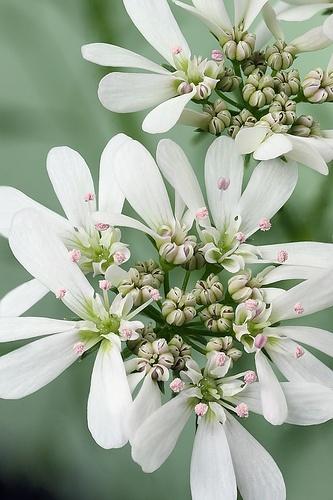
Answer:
[0,1,332,498]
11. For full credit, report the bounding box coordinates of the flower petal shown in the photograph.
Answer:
[128,373,161,441]
[87,337,132,449]
[262,3,284,40]
[258,265,318,285]
[278,3,332,21]
[191,418,237,500]
[123,0,191,65]
[0,279,49,317]
[0,317,79,341]
[243,0,269,30]
[98,72,177,113]
[0,329,80,399]
[253,133,293,161]
[324,14,333,40]
[269,325,333,357]
[281,382,333,425]
[287,135,329,174]
[174,1,226,38]
[235,125,269,154]
[291,25,332,52]
[93,211,160,241]
[258,241,333,269]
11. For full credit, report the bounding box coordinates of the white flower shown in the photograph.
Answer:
[235,123,333,174]
[234,271,333,425]
[278,1,333,40]
[0,208,156,449]
[93,136,197,266]
[81,0,223,134]
[0,134,129,317]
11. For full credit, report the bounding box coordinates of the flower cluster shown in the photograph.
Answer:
[1,1,333,499]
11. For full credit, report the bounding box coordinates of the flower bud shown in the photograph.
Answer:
[182,245,206,270]
[274,69,300,96]
[265,40,296,71]
[228,270,253,302]
[200,303,234,333]
[206,337,224,352]
[243,69,275,108]
[242,51,266,76]
[221,30,256,62]
[162,288,197,326]
[137,341,154,360]
[151,364,168,382]
[193,274,224,305]
[290,115,321,137]
[158,352,175,369]
[302,68,333,104]
[217,67,241,92]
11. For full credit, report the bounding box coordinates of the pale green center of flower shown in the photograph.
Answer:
[197,376,221,402]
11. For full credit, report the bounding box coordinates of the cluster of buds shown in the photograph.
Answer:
[118,260,164,306]
[200,303,234,333]
[228,109,257,138]
[241,51,267,76]
[206,336,242,367]
[162,287,196,326]
[242,69,275,108]
[168,335,191,371]
[182,245,206,271]
[265,40,296,71]
[159,235,197,266]
[290,115,321,137]
[193,274,224,305]
[233,298,272,350]
[220,28,256,62]
[259,112,290,134]
[268,93,297,126]
[135,338,175,381]
[216,67,241,92]
[228,267,274,303]
[302,68,333,104]
[273,69,301,97]
[127,323,157,352]
[202,99,232,135]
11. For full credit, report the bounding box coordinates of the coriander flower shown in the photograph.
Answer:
[0,208,153,449]
[0,135,129,316]
[278,1,333,39]
[82,0,224,134]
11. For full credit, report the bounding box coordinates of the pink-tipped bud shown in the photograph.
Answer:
[149,288,161,301]
[95,223,110,231]
[245,299,258,311]
[69,249,81,263]
[56,288,67,299]
[84,192,95,202]
[236,232,246,243]
[196,207,209,219]
[170,378,185,393]
[172,46,183,55]
[73,342,85,356]
[99,280,112,291]
[211,49,224,62]
[216,352,228,367]
[195,402,209,417]
[120,328,134,340]
[295,345,305,359]
[259,217,272,231]
[236,402,249,418]
[217,176,230,191]
[294,302,304,315]
[254,334,268,350]
[113,251,126,265]
[277,250,288,263]
[179,82,193,95]
[244,371,257,384]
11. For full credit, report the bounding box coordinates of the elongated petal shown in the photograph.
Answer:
[0,317,79,341]
[98,72,177,113]
[269,325,333,357]
[9,209,95,320]
[266,339,333,387]
[174,1,226,38]
[81,43,169,73]
[225,412,286,500]
[0,279,49,317]
[113,140,174,231]
[258,241,333,268]
[179,108,211,129]
[87,337,132,449]
[47,146,96,228]
[244,0,269,30]
[262,3,284,40]
[287,135,329,174]
[157,139,206,218]
[99,134,131,214]
[131,393,192,472]
[123,0,191,65]
[142,89,196,134]
[205,136,244,230]
[324,14,333,40]
[0,330,80,399]
[235,126,268,154]
[191,418,237,500]
[255,350,288,425]
[253,133,293,161]
[192,0,232,28]
[93,211,160,241]
[278,3,332,21]
[128,373,161,441]
[238,159,298,237]
[259,265,318,285]
[291,25,332,52]
[270,270,333,322]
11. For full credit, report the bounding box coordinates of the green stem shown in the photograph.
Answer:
[183,336,207,355]
[164,271,170,296]
[182,271,191,292]
[215,90,242,110]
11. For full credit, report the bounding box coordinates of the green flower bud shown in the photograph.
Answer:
[217,67,241,92]
[227,347,243,363]
[290,115,321,137]
[162,288,197,326]
[221,29,256,62]
[243,69,275,108]
[182,246,206,271]
[302,68,333,103]
[265,40,296,71]
[228,270,253,302]
[206,337,224,352]
[228,110,257,138]
[158,352,175,369]
[200,303,234,333]
[269,93,297,125]
[193,274,224,305]
[241,51,267,76]
[137,340,154,360]
[274,69,300,97]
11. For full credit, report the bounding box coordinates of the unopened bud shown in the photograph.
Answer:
[265,40,296,71]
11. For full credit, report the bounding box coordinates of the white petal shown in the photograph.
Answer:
[179,108,211,129]
[174,1,226,38]
[205,136,244,230]
[225,412,286,500]
[128,373,161,441]
[238,159,298,237]
[0,329,80,399]
[9,209,95,320]
[243,0,269,30]
[262,3,284,39]
[98,72,177,113]
[278,3,332,21]
[253,133,293,160]
[258,241,333,269]
[157,139,205,218]
[281,382,333,425]
[291,25,332,52]
[127,370,146,393]
[324,14,333,40]
[234,0,249,27]
[0,317,78,341]
[98,134,131,214]
[87,338,132,449]
[47,146,96,228]
[192,0,232,29]
[131,393,192,472]
[123,0,191,65]
[270,270,333,322]
[259,265,318,285]
[270,325,333,357]
[81,43,169,73]
[300,136,333,163]
[142,89,196,134]
[266,339,333,388]
[93,211,160,241]
[234,126,269,154]
[191,418,237,500]
[255,350,288,425]
[113,139,174,231]
[105,265,129,287]
[287,135,329,174]
[0,279,49,317]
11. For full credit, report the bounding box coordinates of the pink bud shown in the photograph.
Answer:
[120,328,134,340]
[99,280,112,291]
[195,207,209,219]
[277,250,288,263]
[211,49,224,62]
[258,217,272,231]
[149,288,161,301]
[195,402,209,417]
[244,371,257,384]
[217,176,230,191]
[294,302,304,315]
[113,251,126,265]
[172,46,183,55]
[236,402,249,418]
[84,192,95,202]
[73,342,85,355]
[56,288,67,299]
[69,249,81,263]
[245,299,258,312]
[95,223,110,231]
[170,378,185,393]
[236,232,246,243]
[254,334,268,350]
[295,345,305,359]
